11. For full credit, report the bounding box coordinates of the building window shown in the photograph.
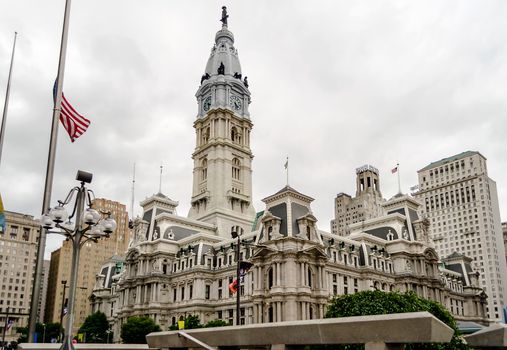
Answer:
[22,229,30,241]
[10,226,18,240]
[240,307,245,325]
[201,158,208,181]
[228,309,234,325]
[268,268,274,289]
[203,127,210,144]
[231,127,241,144]
[205,285,210,300]
[232,158,241,180]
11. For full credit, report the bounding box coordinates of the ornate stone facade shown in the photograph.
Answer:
[90,8,488,342]
[331,165,385,236]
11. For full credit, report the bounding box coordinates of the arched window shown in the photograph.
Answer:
[306,225,311,239]
[232,158,241,180]
[201,158,208,181]
[231,127,241,144]
[307,267,313,288]
[268,268,274,289]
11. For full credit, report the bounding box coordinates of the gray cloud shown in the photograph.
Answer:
[0,0,506,258]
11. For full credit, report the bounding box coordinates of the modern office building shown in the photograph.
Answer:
[38,260,50,323]
[0,211,40,342]
[45,198,130,333]
[415,151,507,321]
[90,10,488,341]
[331,165,385,236]
[503,222,507,264]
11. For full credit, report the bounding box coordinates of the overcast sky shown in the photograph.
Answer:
[1,1,506,259]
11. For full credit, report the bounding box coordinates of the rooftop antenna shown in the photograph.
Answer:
[159,163,163,193]
[130,163,136,218]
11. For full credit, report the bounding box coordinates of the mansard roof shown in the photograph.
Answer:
[418,151,484,172]
[262,185,314,203]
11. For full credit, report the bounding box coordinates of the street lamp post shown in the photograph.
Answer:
[42,324,46,343]
[1,307,9,349]
[232,229,242,326]
[41,170,116,350]
[106,328,112,344]
[59,281,68,342]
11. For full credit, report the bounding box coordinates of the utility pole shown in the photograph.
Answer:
[1,307,9,349]
[231,226,243,326]
[59,281,68,341]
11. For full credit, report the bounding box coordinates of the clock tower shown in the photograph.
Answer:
[188,7,255,236]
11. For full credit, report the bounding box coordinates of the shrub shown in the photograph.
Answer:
[325,290,468,350]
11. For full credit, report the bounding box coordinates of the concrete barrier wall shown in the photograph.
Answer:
[18,344,149,350]
[146,311,454,350]
[18,312,455,350]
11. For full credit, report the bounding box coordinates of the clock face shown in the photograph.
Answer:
[229,95,242,111]
[203,96,211,112]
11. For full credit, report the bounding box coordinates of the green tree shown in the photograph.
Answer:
[204,319,228,328]
[78,311,109,343]
[184,315,202,329]
[168,315,204,330]
[17,323,61,343]
[121,316,161,344]
[325,290,468,350]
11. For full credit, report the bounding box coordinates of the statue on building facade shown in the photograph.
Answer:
[218,62,225,75]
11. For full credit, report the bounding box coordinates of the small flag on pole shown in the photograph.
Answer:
[0,193,5,233]
[391,166,398,174]
[228,279,238,294]
[53,81,90,142]
[409,185,419,192]
[5,318,14,331]
[284,157,288,169]
[229,261,254,295]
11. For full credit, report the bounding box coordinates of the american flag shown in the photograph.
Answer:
[53,81,90,142]
[5,318,14,331]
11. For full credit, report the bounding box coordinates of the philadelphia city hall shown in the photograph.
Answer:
[91,8,488,340]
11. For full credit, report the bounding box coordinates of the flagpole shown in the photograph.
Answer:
[130,162,136,218]
[159,164,163,193]
[0,32,18,168]
[28,0,73,342]
[286,156,289,186]
[397,162,401,194]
